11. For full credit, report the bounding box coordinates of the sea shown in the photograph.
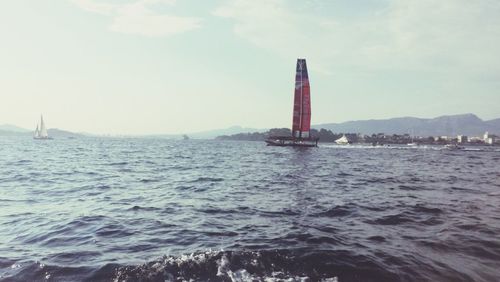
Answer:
[0,137,499,282]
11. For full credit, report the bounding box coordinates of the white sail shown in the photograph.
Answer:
[39,115,48,138]
[34,124,40,138]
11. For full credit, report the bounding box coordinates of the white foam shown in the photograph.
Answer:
[216,254,230,276]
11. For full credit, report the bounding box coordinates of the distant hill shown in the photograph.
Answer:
[0,129,28,136]
[0,124,30,133]
[313,114,500,136]
[128,126,264,139]
[0,126,84,138]
[188,126,264,139]
[485,118,500,129]
[47,128,84,138]
[216,128,290,141]
[0,124,263,139]
[2,113,499,139]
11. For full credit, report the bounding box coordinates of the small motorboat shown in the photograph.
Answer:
[335,135,349,145]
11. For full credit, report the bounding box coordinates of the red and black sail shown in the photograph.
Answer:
[292,58,311,138]
[264,58,318,147]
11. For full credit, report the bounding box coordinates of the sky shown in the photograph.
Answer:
[1,0,499,135]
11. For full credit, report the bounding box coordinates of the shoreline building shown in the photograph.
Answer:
[457,135,468,144]
[483,132,497,145]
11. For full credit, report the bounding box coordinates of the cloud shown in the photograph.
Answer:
[213,0,500,76]
[72,0,201,37]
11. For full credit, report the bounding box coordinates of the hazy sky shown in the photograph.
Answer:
[1,0,499,134]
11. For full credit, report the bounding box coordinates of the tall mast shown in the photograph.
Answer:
[301,59,311,138]
[292,59,303,138]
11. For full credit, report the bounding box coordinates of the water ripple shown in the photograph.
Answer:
[0,138,499,281]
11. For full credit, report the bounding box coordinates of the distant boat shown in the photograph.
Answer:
[33,115,52,140]
[407,130,417,146]
[265,59,319,147]
[335,134,349,145]
[444,144,463,150]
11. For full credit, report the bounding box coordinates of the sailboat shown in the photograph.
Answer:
[407,129,418,146]
[265,59,319,147]
[33,115,52,140]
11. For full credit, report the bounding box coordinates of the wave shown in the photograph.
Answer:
[190,177,225,183]
[3,248,487,281]
[0,250,384,281]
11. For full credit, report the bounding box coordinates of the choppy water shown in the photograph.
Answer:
[0,137,499,281]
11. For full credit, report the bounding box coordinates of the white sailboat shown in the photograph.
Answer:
[335,134,349,145]
[33,115,52,140]
[407,129,418,146]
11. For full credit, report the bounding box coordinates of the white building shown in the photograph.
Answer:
[468,136,483,143]
[483,131,498,145]
[457,135,468,143]
[484,132,490,140]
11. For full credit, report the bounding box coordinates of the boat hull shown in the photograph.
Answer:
[444,144,464,150]
[265,136,319,147]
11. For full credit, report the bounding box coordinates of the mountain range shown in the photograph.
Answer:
[313,114,500,136]
[1,113,499,139]
[189,114,500,138]
[0,124,30,133]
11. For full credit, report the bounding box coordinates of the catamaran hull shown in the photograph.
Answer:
[265,138,318,147]
[266,142,317,147]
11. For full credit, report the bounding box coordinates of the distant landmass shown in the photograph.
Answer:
[0,124,263,139]
[218,113,500,141]
[313,113,500,136]
[187,126,263,139]
[46,128,84,138]
[0,124,30,133]
[0,124,84,138]
[1,113,498,139]
[217,128,289,141]
[133,126,263,139]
